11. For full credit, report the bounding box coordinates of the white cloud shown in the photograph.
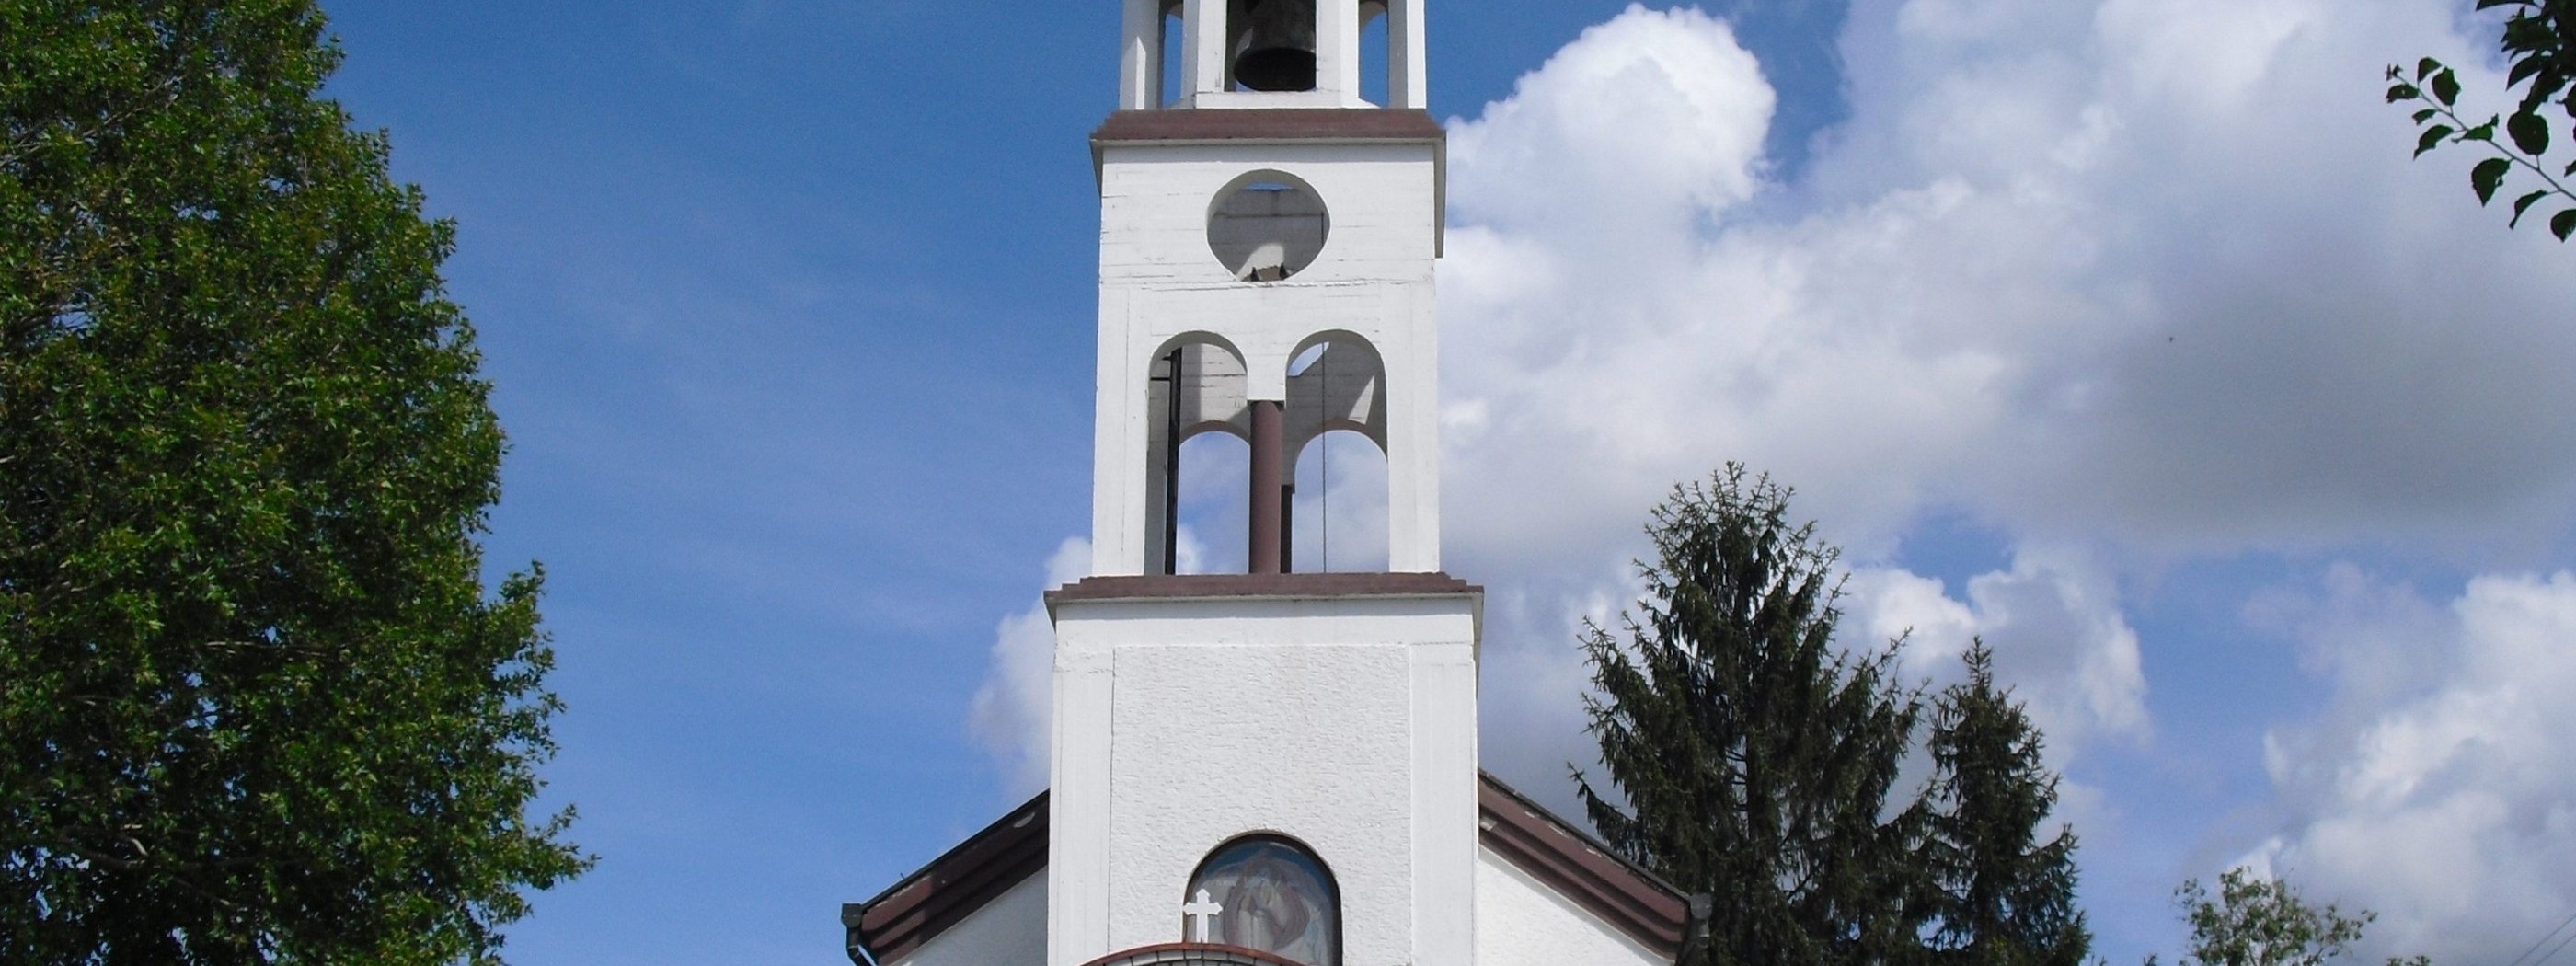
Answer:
[968,536,1090,797]
[1443,0,2576,583]
[1433,0,2576,954]
[1847,546,2149,753]
[2255,571,2576,963]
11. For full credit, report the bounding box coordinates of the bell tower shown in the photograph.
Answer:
[1089,0,1443,579]
[1048,1,1478,965]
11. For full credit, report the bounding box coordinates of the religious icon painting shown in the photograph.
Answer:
[1184,835,1341,966]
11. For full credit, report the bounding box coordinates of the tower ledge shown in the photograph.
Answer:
[1092,108,1444,147]
[1047,571,1478,612]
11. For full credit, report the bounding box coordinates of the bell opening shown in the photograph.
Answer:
[1235,48,1317,92]
[1232,0,1318,93]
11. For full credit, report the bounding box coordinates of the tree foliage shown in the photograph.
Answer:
[1,1,587,961]
[1924,641,2089,966]
[2156,869,2426,966]
[2389,1,2576,240]
[1575,466,1930,966]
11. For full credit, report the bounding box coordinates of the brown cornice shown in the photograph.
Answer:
[1092,108,1445,146]
[1047,571,1478,609]
[843,791,1049,964]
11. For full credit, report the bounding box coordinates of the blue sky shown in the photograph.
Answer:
[320,2,2576,964]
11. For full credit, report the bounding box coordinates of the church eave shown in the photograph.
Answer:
[842,773,1697,965]
[1475,772,1696,960]
[843,790,1049,964]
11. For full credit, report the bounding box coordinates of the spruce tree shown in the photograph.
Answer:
[1924,641,2090,966]
[1576,466,1928,966]
[2,1,587,961]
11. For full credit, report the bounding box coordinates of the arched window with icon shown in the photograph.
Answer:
[1180,834,1341,966]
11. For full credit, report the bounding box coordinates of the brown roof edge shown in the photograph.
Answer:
[1092,108,1445,145]
[1477,771,1694,960]
[844,791,1049,964]
[1048,571,1480,608]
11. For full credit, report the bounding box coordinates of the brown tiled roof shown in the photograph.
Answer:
[841,774,1692,964]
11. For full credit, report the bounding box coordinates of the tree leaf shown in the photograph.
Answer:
[2463,118,2499,142]
[2417,125,2455,156]
[2509,55,2545,87]
[2387,83,2421,102]
[2433,68,2461,106]
[2555,207,2576,241]
[2418,57,2444,82]
[2413,108,2439,123]
[2508,110,2551,155]
[2473,157,2513,204]
[2511,190,2551,227]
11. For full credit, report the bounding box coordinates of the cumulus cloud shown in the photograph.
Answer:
[968,536,1091,797]
[2252,571,2576,963]
[1433,0,2576,953]
[1846,546,2148,753]
[1443,0,2576,582]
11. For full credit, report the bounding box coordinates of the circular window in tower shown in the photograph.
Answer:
[1207,171,1329,282]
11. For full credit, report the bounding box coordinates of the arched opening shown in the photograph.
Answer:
[1291,431,1387,573]
[1182,834,1341,966]
[1146,335,1250,575]
[1174,431,1249,574]
[1208,170,1328,282]
[1282,332,1387,573]
[1358,2,1388,107]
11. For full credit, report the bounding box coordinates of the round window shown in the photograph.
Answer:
[1207,172,1329,282]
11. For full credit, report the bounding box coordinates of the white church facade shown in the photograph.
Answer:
[842,3,1702,964]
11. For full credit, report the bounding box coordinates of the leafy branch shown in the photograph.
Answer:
[2389,0,2576,240]
[2389,58,2576,239]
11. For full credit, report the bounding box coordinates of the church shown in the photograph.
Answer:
[842,3,1705,964]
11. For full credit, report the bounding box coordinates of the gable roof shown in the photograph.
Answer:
[840,775,1695,964]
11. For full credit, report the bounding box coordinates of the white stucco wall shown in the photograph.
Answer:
[891,871,1047,966]
[1050,592,1479,966]
[1474,845,1669,966]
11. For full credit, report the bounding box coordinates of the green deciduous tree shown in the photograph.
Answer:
[2388,1,2576,240]
[1575,466,1928,966]
[2155,869,2426,966]
[1924,641,2089,966]
[1,1,588,962]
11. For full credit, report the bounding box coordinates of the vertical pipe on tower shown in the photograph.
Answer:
[1248,399,1285,574]
[1162,346,1185,575]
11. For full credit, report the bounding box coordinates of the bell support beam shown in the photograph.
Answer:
[1248,399,1286,574]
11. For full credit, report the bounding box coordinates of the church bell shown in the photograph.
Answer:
[1231,0,1318,92]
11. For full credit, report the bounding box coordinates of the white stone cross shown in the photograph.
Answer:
[1182,889,1224,943]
